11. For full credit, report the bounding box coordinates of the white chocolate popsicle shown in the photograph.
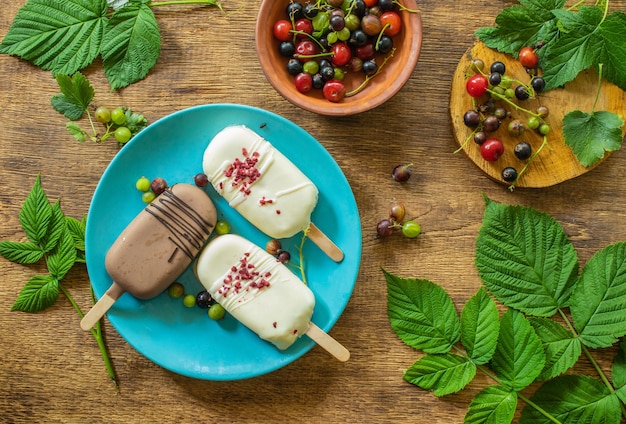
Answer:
[80,184,217,330]
[202,125,343,262]
[195,234,349,361]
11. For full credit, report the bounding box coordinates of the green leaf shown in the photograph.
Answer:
[490,309,545,391]
[47,226,77,280]
[474,0,564,57]
[66,122,87,142]
[19,175,52,244]
[595,12,626,91]
[0,241,44,264]
[0,0,107,76]
[529,317,581,380]
[520,375,621,424]
[65,216,86,252]
[101,1,161,89]
[571,242,626,348]
[125,108,148,134]
[460,287,500,365]
[11,275,59,312]
[385,270,460,353]
[475,197,579,316]
[612,338,626,391]
[562,110,624,167]
[464,385,517,424]
[51,72,95,121]
[403,353,476,397]
[41,200,66,253]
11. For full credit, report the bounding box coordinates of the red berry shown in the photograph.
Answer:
[519,46,539,69]
[194,173,208,187]
[273,19,292,41]
[466,74,489,98]
[294,18,313,38]
[480,138,504,162]
[380,11,402,36]
[323,80,346,102]
[331,42,351,66]
[355,42,376,60]
[294,72,313,93]
[295,39,318,62]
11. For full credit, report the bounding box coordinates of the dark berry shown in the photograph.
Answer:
[501,167,518,182]
[489,72,502,86]
[379,0,394,10]
[279,41,295,57]
[377,219,395,238]
[474,131,487,145]
[482,115,500,133]
[320,65,335,81]
[515,85,530,100]
[490,61,506,75]
[392,164,413,182]
[303,3,318,19]
[531,76,546,93]
[349,29,368,46]
[507,120,525,137]
[376,35,393,54]
[463,110,481,128]
[286,2,304,20]
[196,290,215,309]
[362,59,378,76]
[514,142,532,160]
[312,73,324,89]
[194,173,208,187]
[151,177,167,195]
[494,107,508,120]
[277,250,291,264]
[287,58,303,76]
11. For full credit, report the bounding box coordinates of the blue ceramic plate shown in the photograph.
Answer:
[85,104,361,380]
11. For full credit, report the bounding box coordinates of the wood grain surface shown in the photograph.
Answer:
[1,1,626,423]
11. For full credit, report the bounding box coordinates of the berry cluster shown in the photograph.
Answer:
[460,45,551,188]
[376,164,421,239]
[273,0,416,102]
[93,106,146,145]
[265,239,292,264]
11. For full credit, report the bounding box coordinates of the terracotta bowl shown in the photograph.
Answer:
[255,0,423,116]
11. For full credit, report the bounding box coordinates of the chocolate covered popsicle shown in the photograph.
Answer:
[202,125,343,262]
[80,183,217,330]
[195,233,349,361]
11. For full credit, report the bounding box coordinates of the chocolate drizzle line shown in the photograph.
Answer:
[146,187,214,260]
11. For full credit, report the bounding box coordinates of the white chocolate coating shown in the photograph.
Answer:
[202,125,318,239]
[195,234,315,350]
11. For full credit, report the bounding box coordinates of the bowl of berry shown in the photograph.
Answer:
[256,0,422,116]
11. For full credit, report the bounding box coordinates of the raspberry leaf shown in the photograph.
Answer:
[474,0,564,57]
[403,353,476,396]
[41,200,66,253]
[528,317,581,380]
[0,0,107,76]
[385,270,460,354]
[475,197,579,316]
[11,275,60,312]
[460,287,499,365]
[464,385,517,424]
[520,375,621,423]
[612,339,626,391]
[570,242,626,349]
[19,174,52,245]
[0,241,44,264]
[51,72,95,121]
[47,226,77,280]
[101,0,161,90]
[562,110,625,167]
[490,309,545,391]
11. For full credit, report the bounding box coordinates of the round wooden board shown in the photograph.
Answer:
[450,41,626,188]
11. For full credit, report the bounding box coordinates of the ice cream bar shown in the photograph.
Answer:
[80,183,217,330]
[202,125,343,262]
[195,234,349,361]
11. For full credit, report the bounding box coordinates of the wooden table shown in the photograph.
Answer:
[1,1,625,422]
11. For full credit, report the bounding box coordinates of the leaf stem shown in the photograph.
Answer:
[591,63,604,113]
[59,283,118,389]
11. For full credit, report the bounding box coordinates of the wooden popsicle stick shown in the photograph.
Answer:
[306,322,350,362]
[80,283,125,331]
[308,223,344,263]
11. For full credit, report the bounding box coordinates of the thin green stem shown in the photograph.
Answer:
[346,48,396,97]
[486,88,541,118]
[59,283,118,389]
[591,63,604,113]
[508,136,550,191]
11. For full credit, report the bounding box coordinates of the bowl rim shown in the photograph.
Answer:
[255,0,423,116]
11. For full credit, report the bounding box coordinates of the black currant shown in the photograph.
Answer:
[379,0,394,10]
[286,2,304,20]
[494,107,508,120]
[287,58,303,76]
[362,60,378,76]
[515,85,530,100]
[279,41,295,57]
[463,110,481,128]
[474,131,487,145]
[531,76,546,93]
[514,142,532,160]
[349,29,368,46]
[303,3,319,19]
[489,72,502,86]
[376,36,393,54]
[490,61,506,75]
[320,65,335,81]
[501,167,518,182]
[196,290,215,309]
[482,115,501,133]
[312,73,324,89]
